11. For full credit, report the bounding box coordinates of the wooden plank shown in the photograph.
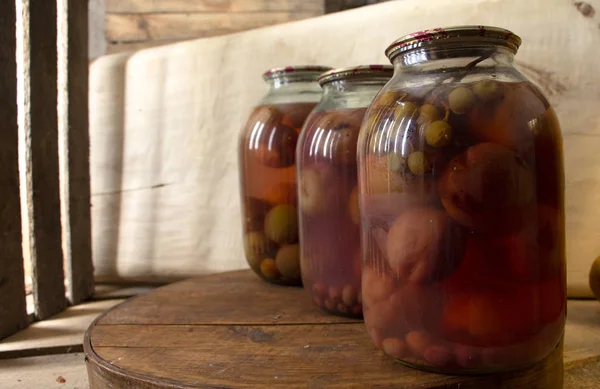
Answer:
[97,271,357,325]
[106,0,324,13]
[57,0,95,305]
[84,271,600,389]
[0,299,123,356]
[105,11,322,42]
[0,353,88,389]
[0,0,28,341]
[21,0,66,319]
[89,338,564,388]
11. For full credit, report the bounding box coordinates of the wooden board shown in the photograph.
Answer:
[89,0,600,296]
[23,0,66,320]
[84,270,600,388]
[106,0,325,13]
[57,0,95,305]
[0,0,28,341]
[105,11,322,42]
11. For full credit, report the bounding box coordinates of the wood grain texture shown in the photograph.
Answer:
[105,11,322,42]
[0,0,28,341]
[89,0,600,295]
[106,0,324,13]
[22,0,67,320]
[83,270,600,389]
[58,0,95,305]
[98,271,356,325]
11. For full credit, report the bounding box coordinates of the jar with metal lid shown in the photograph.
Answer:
[297,65,394,317]
[357,27,565,373]
[239,65,332,286]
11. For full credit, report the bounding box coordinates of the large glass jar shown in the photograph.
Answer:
[297,65,394,318]
[357,26,566,374]
[239,66,332,286]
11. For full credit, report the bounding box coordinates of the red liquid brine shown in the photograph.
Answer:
[359,79,565,373]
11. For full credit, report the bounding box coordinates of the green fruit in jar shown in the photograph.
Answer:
[590,256,600,301]
[407,151,430,175]
[264,204,298,244]
[275,244,301,279]
[372,90,402,111]
[387,153,406,173]
[419,104,441,124]
[448,87,476,114]
[244,231,272,269]
[473,80,504,102]
[394,101,419,120]
[424,121,452,148]
[260,258,280,280]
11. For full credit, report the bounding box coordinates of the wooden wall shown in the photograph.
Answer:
[105,0,325,54]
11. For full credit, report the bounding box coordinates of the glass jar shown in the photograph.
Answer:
[357,26,566,374]
[239,65,332,286]
[297,65,394,317]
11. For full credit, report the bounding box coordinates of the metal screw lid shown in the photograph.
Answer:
[317,65,394,86]
[385,25,522,62]
[262,66,334,82]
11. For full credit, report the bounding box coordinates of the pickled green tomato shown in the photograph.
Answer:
[264,204,299,244]
[395,101,419,119]
[425,121,452,148]
[473,80,504,102]
[407,151,430,175]
[448,87,476,114]
[244,231,272,269]
[418,104,441,124]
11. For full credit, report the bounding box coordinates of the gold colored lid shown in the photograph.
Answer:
[385,26,522,61]
[317,65,394,86]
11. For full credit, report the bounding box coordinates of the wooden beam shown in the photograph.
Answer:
[0,0,28,341]
[57,0,95,305]
[105,11,321,42]
[106,0,324,13]
[20,0,66,319]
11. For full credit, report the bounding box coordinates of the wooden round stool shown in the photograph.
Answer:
[84,270,577,388]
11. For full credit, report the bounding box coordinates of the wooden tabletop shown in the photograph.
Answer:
[84,270,600,388]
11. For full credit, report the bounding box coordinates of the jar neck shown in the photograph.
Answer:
[260,76,323,105]
[392,46,516,76]
[318,79,388,110]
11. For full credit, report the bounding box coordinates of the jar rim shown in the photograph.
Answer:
[262,65,333,82]
[385,25,522,61]
[317,65,394,86]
